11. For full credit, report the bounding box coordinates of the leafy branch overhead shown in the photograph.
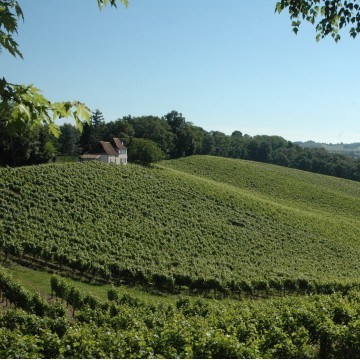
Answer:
[0,0,23,57]
[276,0,360,41]
[97,0,128,9]
[0,0,127,136]
[0,79,91,137]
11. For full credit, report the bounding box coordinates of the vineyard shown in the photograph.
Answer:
[160,156,360,216]
[1,267,360,358]
[1,156,360,357]
[1,157,360,295]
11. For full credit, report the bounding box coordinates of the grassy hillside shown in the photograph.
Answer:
[1,156,360,294]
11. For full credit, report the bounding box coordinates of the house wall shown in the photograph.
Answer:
[99,155,117,164]
[99,155,107,163]
[108,156,117,164]
[115,149,128,165]
[97,153,127,165]
[118,154,127,164]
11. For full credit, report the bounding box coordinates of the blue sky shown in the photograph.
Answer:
[2,0,360,143]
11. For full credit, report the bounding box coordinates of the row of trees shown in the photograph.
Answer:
[77,109,360,180]
[1,109,360,180]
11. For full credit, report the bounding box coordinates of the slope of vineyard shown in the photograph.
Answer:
[3,266,360,358]
[160,156,360,217]
[1,157,360,293]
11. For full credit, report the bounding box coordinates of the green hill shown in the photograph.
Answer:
[1,156,360,294]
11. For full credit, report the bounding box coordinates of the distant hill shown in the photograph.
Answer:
[1,156,360,294]
[295,140,360,157]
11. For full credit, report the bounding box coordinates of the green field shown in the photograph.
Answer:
[1,156,360,294]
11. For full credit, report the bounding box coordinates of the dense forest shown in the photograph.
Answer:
[1,109,359,181]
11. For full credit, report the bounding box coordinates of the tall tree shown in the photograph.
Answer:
[211,131,230,157]
[165,111,186,133]
[129,116,175,157]
[104,116,135,146]
[79,109,106,152]
[58,123,81,156]
[229,131,246,159]
[164,111,196,158]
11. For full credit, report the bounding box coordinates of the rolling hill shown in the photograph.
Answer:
[1,155,360,294]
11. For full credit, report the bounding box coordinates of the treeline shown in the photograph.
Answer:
[1,109,360,180]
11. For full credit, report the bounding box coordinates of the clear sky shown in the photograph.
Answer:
[2,0,360,143]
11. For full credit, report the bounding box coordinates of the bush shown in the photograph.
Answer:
[128,138,164,166]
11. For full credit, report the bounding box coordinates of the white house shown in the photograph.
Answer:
[79,138,127,165]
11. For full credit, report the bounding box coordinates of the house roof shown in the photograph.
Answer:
[85,141,117,156]
[81,139,127,157]
[100,141,117,156]
[79,154,101,160]
[112,138,127,150]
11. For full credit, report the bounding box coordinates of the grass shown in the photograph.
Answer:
[1,261,191,306]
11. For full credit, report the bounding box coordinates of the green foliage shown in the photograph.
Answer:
[57,123,81,156]
[78,109,106,153]
[67,113,360,181]
[0,0,23,58]
[97,0,128,9]
[107,287,118,301]
[0,74,91,138]
[276,0,360,42]
[162,155,360,217]
[0,267,65,317]
[1,106,348,180]
[0,122,56,166]
[129,137,164,166]
[5,273,360,357]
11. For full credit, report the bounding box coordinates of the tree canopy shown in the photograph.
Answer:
[276,0,360,41]
[128,137,164,166]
